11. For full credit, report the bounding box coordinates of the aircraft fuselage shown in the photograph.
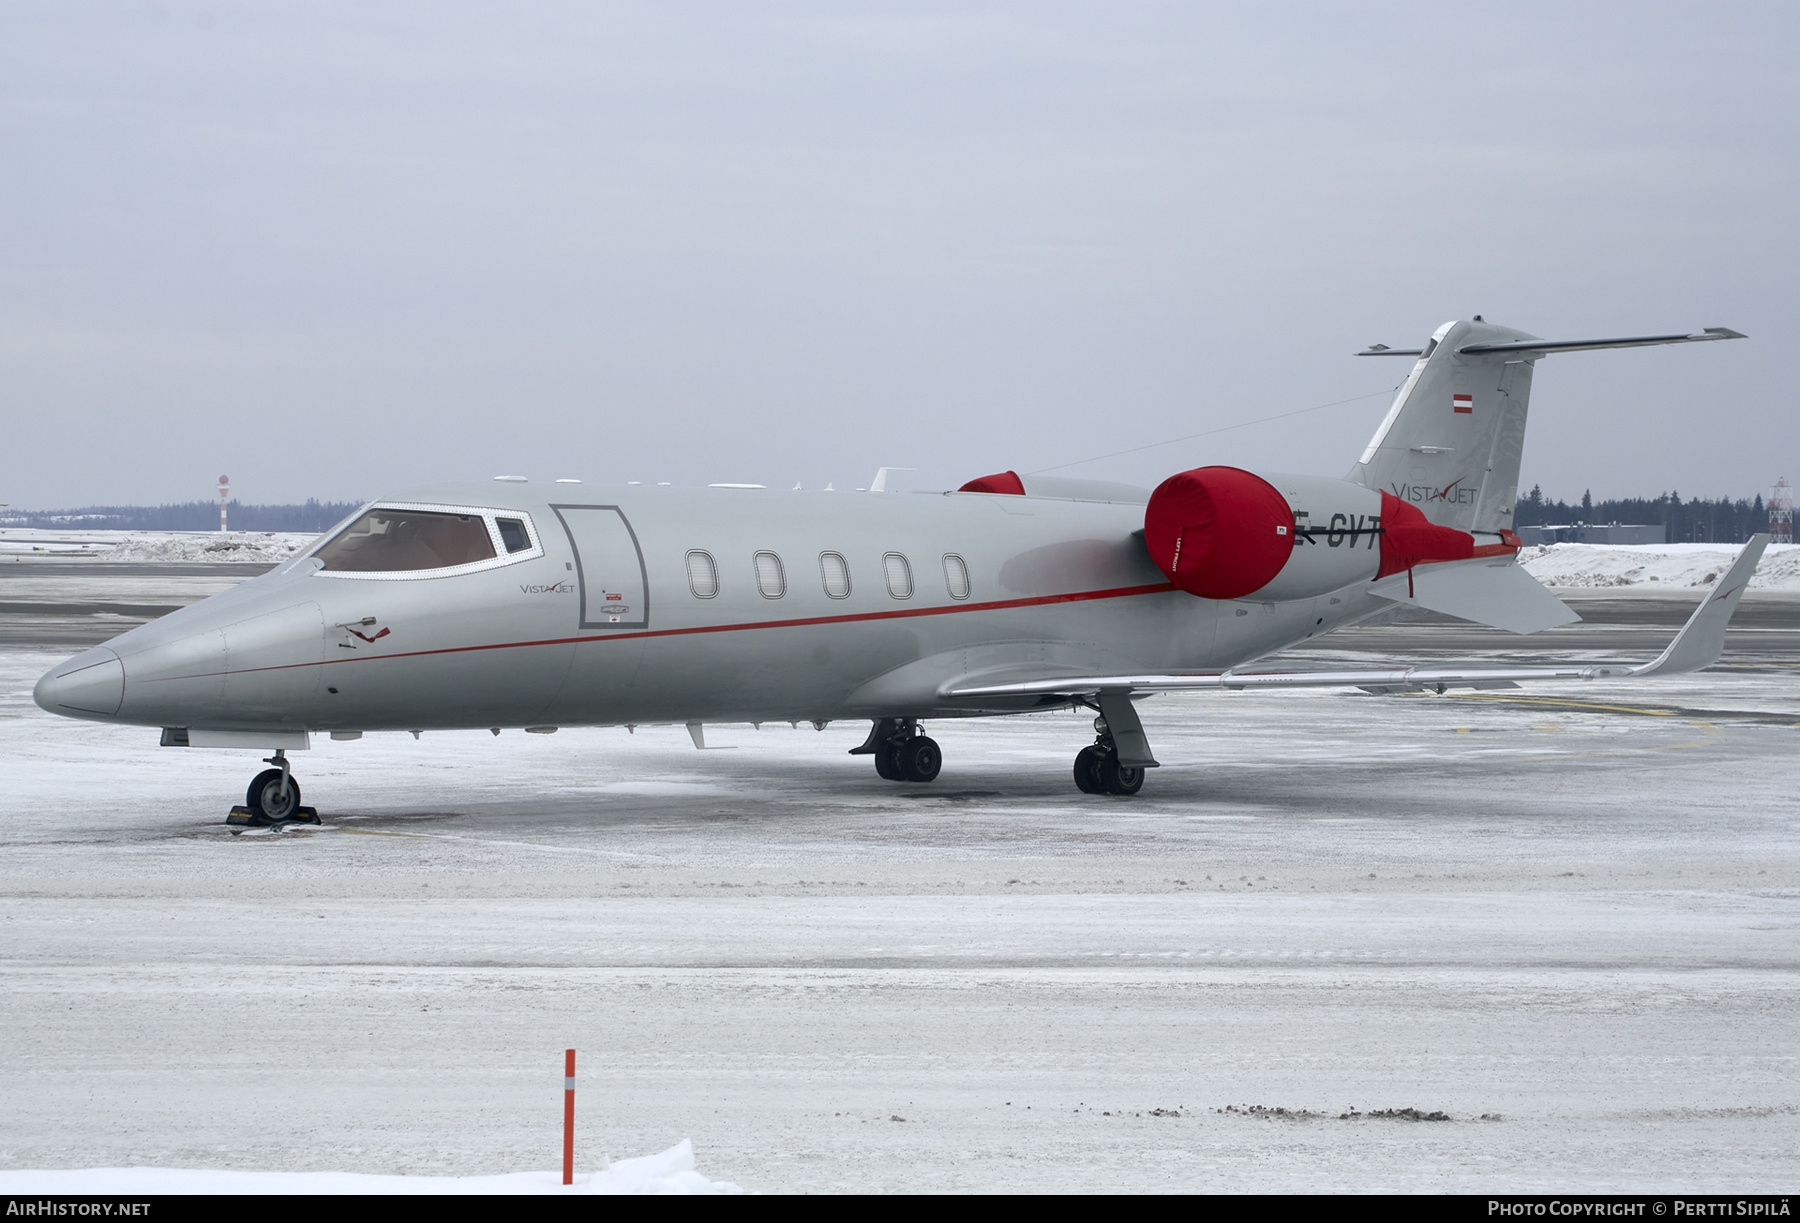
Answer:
[36,481,1386,735]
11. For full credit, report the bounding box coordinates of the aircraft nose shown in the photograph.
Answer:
[34,647,125,718]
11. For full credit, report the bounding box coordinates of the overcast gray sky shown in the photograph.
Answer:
[2,1,1794,509]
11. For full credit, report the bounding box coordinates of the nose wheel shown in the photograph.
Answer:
[228,750,321,827]
[247,767,303,820]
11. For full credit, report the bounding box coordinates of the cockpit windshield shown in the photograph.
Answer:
[314,508,497,572]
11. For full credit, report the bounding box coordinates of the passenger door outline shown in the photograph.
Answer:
[551,505,651,630]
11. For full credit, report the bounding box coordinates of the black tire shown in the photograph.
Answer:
[1096,755,1144,796]
[1073,746,1103,794]
[874,745,903,781]
[895,736,941,783]
[247,768,302,820]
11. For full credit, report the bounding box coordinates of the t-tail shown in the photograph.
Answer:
[1345,319,1745,536]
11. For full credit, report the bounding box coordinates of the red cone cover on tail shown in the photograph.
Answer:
[958,471,1025,495]
[1376,491,1475,578]
[1144,467,1295,600]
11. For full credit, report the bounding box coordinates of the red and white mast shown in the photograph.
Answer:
[1771,477,1793,545]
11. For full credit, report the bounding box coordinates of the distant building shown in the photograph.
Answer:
[1514,524,1667,546]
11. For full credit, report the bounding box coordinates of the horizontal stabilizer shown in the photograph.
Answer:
[1458,328,1746,356]
[1358,327,1745,357]
[1368,558,1580,634]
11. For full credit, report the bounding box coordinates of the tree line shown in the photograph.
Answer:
[0,500,364,533]
[1513,487,1772,544]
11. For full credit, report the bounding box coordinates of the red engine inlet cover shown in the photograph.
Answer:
[1144,467,1296,600]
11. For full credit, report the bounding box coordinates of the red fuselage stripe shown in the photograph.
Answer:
[175,580,1183,679]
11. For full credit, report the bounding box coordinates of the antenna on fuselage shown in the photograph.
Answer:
[869,467,915,494]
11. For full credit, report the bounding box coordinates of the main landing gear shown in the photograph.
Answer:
[1074,716,1144,796]
[228,750,321,828]
[851,718,942,783]
[1071,693,1160,797]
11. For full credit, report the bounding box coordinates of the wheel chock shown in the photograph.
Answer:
[226,805,322,828]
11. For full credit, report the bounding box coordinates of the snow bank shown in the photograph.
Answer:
[1519,542,1800,592]
[100,532,317,563]
[0,530,317,562]
[0,1139,742,1195]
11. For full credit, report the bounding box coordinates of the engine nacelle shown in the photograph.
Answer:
[1144,467,1475,601]
[1255,473,1388,599]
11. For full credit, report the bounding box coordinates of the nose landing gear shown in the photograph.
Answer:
[227,750,322,827]
[851,718,942,783]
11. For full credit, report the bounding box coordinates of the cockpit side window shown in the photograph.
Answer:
[315,509,498,572]
[496,518,532,554]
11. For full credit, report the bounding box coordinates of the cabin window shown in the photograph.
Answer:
[754,551,786,599]
[686,550,719,598]
[496,518,532,554]
[883,552,913,599]
[942,554,971,600]
[316,509,497,572]
[819,552,851,599]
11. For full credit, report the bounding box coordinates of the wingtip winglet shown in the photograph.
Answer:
[1633,534,1769,677]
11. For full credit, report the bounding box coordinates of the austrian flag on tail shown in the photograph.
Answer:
[1452,393,1473,414]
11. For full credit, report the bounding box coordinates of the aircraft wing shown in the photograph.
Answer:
[943,537,1769,701]
[945,662,1623,699]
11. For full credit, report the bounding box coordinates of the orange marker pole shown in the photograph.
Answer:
[563,1048,576,1186]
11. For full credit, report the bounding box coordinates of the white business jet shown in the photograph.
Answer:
[34,318,1762,819]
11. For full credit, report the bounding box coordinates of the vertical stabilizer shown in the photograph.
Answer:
[1346,319,1539,536]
